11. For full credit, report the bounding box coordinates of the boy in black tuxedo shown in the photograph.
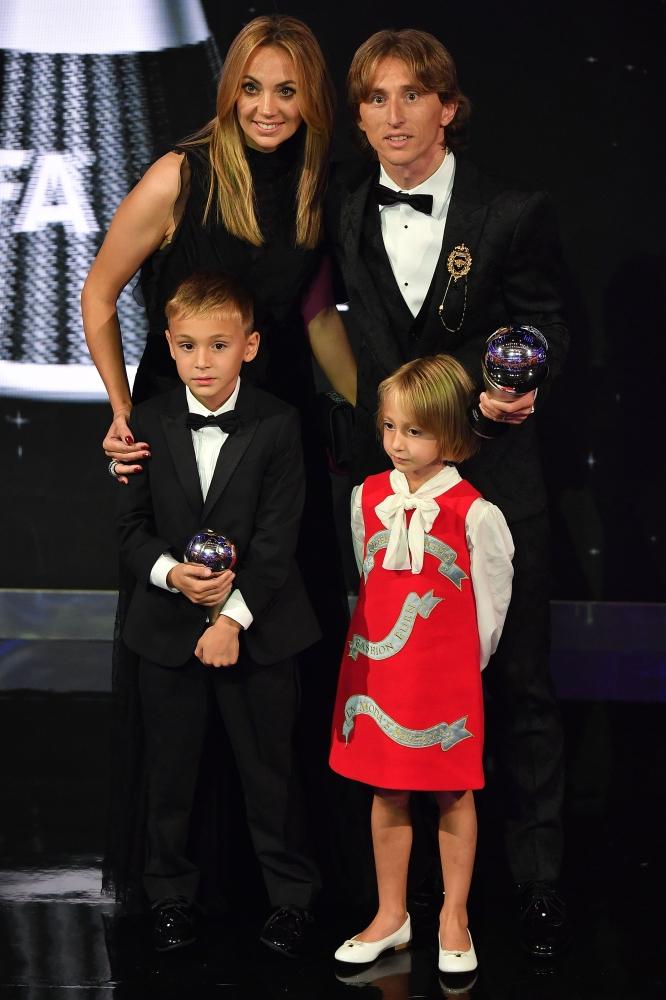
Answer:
[116,272,321,955]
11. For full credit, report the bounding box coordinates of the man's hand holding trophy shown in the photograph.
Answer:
[469,325,549,439]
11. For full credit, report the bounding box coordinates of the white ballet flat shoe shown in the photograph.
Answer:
[335,948,412,984]
[334,914,411,964]
[438,929,478,973]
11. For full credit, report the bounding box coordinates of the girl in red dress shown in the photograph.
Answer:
[330,355,514,974]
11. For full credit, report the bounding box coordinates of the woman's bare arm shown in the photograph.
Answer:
[81,151,185,478]
[306,305,357,405]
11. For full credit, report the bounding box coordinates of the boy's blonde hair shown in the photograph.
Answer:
[377,355,479,463]
[165,272,254,333]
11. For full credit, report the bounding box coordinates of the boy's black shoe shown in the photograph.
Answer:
[516,881,570,959]
[152,897,196,952]
[259,906,314,958]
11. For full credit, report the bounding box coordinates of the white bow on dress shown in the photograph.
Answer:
[374,469,445,574]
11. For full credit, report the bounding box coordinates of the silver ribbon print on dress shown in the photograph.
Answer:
[362,530,467,589]
[342,695,473,750]
[348,590,442,662]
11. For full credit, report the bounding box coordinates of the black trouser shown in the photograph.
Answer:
[482,512,565,883]
[406,513,565,895]
[138,652,321,907]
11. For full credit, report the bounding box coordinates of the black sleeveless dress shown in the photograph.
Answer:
[134,135,318,408]
[104,136,352,907]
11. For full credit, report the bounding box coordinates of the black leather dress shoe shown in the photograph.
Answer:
[516,881,570,959]
[152,897,196,952]
[259,906,314,958]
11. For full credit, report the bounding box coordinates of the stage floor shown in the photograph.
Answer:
[0,598,664,999]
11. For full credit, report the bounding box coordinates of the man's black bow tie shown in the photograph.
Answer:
[186,411,239,434]
[374,183,433,216]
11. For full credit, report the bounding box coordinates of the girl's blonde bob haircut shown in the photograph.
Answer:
[377,355,479,464]
[182,15,334,249]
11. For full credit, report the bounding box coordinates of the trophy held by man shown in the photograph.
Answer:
[469,325,549,439]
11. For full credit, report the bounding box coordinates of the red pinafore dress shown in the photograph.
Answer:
[329,471,485,791]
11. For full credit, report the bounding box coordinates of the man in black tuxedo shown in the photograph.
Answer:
[116,272,321,956]
[327,29,569,958]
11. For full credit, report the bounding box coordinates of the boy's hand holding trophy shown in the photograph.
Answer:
[185,528,237,624]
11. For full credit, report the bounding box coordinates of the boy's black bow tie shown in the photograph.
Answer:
[186,412,239,433]
[374,184,433,215]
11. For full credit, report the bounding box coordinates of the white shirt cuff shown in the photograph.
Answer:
[150,553,180,592]
[218,589,253,630]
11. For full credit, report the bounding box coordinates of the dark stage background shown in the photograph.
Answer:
[0,0,664,600]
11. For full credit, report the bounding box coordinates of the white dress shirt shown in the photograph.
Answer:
[351,466,514,670]
[149,378,253,629]
[379,151,456,317]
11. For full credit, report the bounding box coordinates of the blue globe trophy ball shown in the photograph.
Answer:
[184,528,237,623]
[469,325,549,439]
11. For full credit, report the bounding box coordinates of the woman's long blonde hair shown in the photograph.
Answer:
[182,15,334,249]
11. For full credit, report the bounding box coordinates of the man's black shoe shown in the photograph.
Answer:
[151,897,196,952]
[259,906,314,958]
[516,881,570,959]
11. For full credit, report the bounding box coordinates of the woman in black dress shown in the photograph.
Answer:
[82,14,354,439]
[82,15,357,908]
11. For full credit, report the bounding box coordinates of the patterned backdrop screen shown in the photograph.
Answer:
[0,0,219,400]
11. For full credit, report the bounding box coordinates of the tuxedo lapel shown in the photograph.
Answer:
[161,390,203,516]
[340,162,373,264]
[440,160,489,285]
[420,160,489,341]
[200,382,260,524]
[341,159,491,367]
[342,166,403,376]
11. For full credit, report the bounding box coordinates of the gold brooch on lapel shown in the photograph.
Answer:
[438,243,472,333]
[447,244,472,280]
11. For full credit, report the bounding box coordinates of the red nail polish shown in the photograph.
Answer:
[125,435,134,445]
